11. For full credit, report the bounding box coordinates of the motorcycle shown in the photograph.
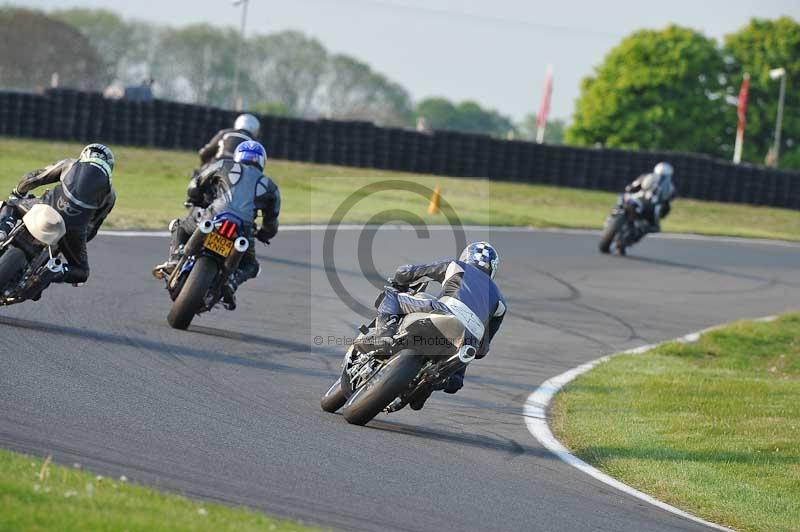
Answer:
[0,198,69,306]
[598,192,654,255]
[158,209,251,330]
[320,279,477,426]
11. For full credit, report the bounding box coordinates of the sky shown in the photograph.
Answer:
[10,0,800,121]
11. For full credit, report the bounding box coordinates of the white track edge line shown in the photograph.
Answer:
[524,316,779,532]
[98,226,800,248]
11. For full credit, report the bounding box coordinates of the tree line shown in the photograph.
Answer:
[0,6,535,138]
[0,6,796,167]
[567,18,799,169]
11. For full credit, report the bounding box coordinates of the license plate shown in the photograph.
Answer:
[204,231,234,257]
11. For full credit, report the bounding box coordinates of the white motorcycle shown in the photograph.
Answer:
[0,198,69,305]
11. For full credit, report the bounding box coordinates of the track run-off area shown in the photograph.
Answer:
[1,227,798,531]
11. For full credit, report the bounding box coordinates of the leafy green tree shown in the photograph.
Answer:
[416,97,514,136]
[725,17,800,169]
[0,8,105,91]
[517,114,566,144]
[566,25,728,156]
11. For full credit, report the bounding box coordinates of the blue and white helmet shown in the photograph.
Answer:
[234,141,267,171]
[459,241,500,279]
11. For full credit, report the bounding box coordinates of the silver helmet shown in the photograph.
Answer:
[653,162,674,180]
[234,114,260,137]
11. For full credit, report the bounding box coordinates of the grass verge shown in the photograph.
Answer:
[0,448,314,531]
[1,137,799,240]
[552,313,800,532]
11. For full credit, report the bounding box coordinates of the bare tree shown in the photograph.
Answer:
[0,8,105,91]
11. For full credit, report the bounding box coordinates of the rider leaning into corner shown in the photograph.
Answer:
[625,162,677,233]
[153,141,280,311]
[0,144,116,288]
[357,242,507,411]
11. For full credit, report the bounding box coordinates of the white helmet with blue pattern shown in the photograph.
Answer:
[459,241,499,279]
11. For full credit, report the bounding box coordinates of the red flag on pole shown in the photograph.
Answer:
[536,65,553,143]
[733,73,750,164]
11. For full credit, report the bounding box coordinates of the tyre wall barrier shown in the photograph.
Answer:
[1,88,797,209]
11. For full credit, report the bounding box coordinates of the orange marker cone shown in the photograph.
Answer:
[428,186,441,215]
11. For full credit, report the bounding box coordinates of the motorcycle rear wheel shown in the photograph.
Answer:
[167,256,218,330]
[0,247,27,290]
[342,351,423,426]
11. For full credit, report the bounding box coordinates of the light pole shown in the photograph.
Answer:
[231,0,249,111]
[768,67,787,167]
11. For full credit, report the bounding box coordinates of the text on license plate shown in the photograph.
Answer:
[204,232,234,257]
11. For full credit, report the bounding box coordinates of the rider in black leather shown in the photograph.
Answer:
[366,242,506,410]
[191,114,261,208]
[0,144,116,285]
[154,141,280,310]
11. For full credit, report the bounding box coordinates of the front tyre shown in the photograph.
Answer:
[167,256,218,330]
[599,214,624,254]
[320,377,347,413]
[342,351,423,426]
[0,247,28,289]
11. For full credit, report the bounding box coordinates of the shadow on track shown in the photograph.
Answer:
[622,254,786,288]
[0,316,334,378]
[363,417,556,459]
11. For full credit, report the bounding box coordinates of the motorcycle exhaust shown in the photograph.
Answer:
[458,345,477,364]
[199,220,214,234]
[46,257,64,274]
[234,237,249,253]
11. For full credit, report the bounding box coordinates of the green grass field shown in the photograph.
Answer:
[1,137,799,240]
[0,448,314,531]
[552,314,800,532]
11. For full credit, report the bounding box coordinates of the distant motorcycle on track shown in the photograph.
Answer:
[321,278,477,426]
[599,192,656,255]
[0,196,70,305]
[157,208,252,330]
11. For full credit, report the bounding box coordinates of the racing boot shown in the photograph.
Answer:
[152,220,183,279]
[221,272,242,311]
[354,314,399,352]
[443,370,464,394]
[409,382,434,411]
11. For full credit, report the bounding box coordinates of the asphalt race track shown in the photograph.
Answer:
[1,228,798,531]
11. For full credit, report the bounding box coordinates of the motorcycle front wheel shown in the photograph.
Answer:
[599,214,624,254]
[0,247,28,289]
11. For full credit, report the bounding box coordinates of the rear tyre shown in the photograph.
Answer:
[342,351,423,426]
[599,214,624,254]
[320,377,347,413]
[0,247,27,289]
[167,256,218,330]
